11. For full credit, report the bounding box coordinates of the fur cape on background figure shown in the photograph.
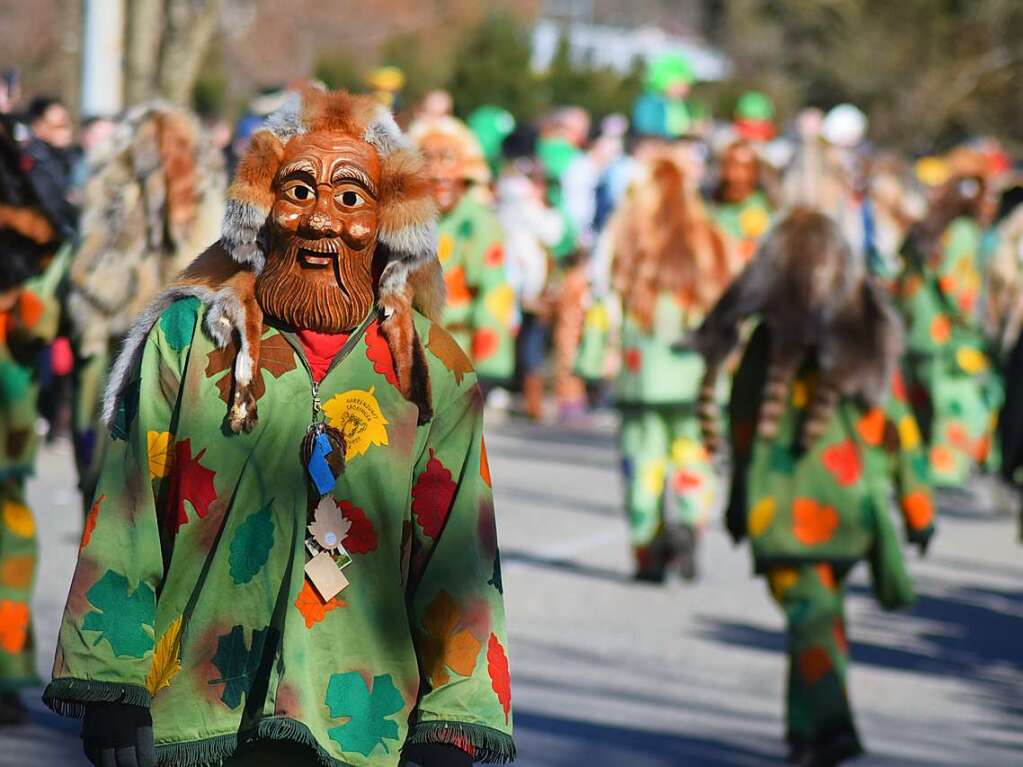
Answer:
[102,88,444,433]
[694,208,903,451]
[69,104,227,359]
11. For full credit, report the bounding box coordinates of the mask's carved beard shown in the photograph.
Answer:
[256,242,375,333]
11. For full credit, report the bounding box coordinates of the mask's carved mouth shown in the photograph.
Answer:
[295,237,342,269]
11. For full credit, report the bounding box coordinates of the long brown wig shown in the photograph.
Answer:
[611,151,735,330]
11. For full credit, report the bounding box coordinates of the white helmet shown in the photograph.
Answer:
[822,104,868,148]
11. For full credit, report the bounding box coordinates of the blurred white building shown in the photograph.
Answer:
[531,17,731,81]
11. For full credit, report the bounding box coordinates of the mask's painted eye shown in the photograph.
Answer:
[283,182,315,203]
[337,189,365,207]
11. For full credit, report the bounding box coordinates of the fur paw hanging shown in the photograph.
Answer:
[378,288,433,425]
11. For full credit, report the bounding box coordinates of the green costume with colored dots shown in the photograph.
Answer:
[727,324,934,752]
[709,190,773,264]
[45,298,514,767]
[615,293,717,568]
[897,216,1002,486]
[437,192,516,383]
[0,258,61,692]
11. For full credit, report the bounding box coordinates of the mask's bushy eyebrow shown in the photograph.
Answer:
[330,162,378,196]
[277,158,317,182]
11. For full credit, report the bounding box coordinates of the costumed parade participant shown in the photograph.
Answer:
[495,128,565,421]
[710,140,774,265]
[68,104,226,512]
[896,148,1001,488]
[0,111,67,723]
[695,209,934,766]
[608,147,735,581]
[631,53,697,140]
[45,89,514,767]
[408,116,516,390]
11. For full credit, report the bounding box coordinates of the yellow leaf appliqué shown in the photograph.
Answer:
[147,431,175,479]
[146,616,184,696]
[323,387,390,461]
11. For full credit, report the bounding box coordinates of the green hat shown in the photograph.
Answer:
[537,137,579,181]
[735,90,774,122]
[468,105,516,164]
[645,52,694,94]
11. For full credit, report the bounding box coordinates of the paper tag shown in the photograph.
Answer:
[307,432,337,495]
[305,551,349,602]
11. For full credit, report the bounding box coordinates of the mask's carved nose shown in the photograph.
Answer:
[306,212,339,236]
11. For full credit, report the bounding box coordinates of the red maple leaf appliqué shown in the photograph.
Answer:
[338,500,378,554]
[364,322,399,388]
[487,633,511,724]
[163,439,218,534]
[411,449,457,539]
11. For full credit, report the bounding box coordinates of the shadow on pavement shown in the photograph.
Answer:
[513,708,778,767]
[501,548,630,584]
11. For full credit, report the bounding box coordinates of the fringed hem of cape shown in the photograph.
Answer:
[153,717,356,767]
[42,678,152,718]
[406,720,516,764]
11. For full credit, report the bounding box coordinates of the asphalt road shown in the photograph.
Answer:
[3,414,1023,766]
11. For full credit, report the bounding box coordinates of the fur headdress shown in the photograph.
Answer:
[103,88,444,432]
[694,208,903,451]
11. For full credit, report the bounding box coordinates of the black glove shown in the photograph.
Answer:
[400,742,474,767]
[81,702,156,767]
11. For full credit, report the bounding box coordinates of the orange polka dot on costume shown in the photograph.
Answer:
[798,646,832,685]
[0,600,29,654]
[930,445,956,474]
[444,266,471,306]
[471,328,499,361]
[17,290,44,329]
[792,498,839,545]
[930,315,952,344]
[856,409,886,447]
[901,491,934,530]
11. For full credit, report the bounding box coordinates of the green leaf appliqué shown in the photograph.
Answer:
[159,297,199,351]
[209,624,272,709]
[82,570,156,658]
[228,500,275,585]
[325,672,405,756]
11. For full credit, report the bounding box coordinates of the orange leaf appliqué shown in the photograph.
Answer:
[295,579,347,629]
[487,633,511,724]
[80,494,104,551]
[420,591,482,688]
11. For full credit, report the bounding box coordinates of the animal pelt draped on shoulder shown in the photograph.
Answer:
[610,150,734,329]
[69,104,227,356]
[102,88,444,434]
[0,114,60,291]
[694,208,903,450]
